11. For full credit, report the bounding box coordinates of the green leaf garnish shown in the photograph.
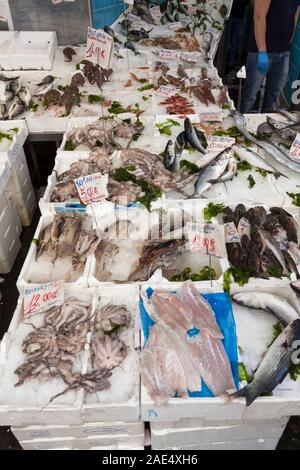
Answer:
[247,175,256,188]
[287,192,300,207]
[64,140,76,151]
[204,203,225,222]
[238,363,253,384]
[170,266,217,282]
[88,94,105,104]
[179,160,199,174]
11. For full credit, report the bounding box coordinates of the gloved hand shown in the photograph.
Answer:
[257,52,269,73]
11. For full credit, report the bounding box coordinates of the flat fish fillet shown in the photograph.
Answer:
[189,330,236,396]
[152,292,194,337]
[180,281,223,339]
[141,324,188,406]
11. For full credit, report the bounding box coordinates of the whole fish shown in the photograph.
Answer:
[192,147,232,197]
[283,251,300,279]
[0,85,13,104]
[104,26,122,44]
[8,100,25,119]
[200,32,213,59]
[277,109,300,123]
[232,144,279,174]
[163,140,178,172]
[218,156,237,182]
[233,111,300,175]
[10,79,20,96]
[35,75,55,87]
[34,82,53,97]
[270,207,298,244]
[0,74,19,82]
[266,115,298,140]
[18,86,31,107]
[258,228,289,275]
[124,41,141,55]
[184,117,207,155]
[114,44,124,60]
[232,291,299,326]
[230,319,300,406]
[132,0,156,24]
[0,103,7,120]
[291,280,300,295]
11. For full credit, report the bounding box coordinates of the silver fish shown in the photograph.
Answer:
[232,144,279,174]
[10,79,21,96]
[258,228,289,275]
[192,147,231,197]
[277,109,300,123]
[232,291,299,326]
[230,319,300,406]
[18,86,31,107]
[218,156,237,182]
[163,140,178,172]
[104,26,122,44]
[233,111,300,175]
[184,117,207,155]
[124,41,141,55]
[0,85,14,104]
[8,99,25,119]
[266,115,299,140]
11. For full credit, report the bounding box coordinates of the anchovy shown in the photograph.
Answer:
[230,319,300,406]
[184,117,207,155]
[232,111,300,175]
[232,291,299,326]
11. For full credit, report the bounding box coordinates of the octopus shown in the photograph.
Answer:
[91,335,127,370]
[43,89,61,107]
[95,304,131,333]
[59,84,80,115]
[71,72,85,88]
[72,229,101,270]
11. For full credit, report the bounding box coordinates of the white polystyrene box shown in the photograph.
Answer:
[0,121,29,166]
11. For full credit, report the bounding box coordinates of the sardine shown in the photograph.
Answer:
[232,111,300,175]
[230,319,300,406]
[8,100,25,119]
[18,86,31,107]
[232,291,299,326]
[184,117,207,155]
[258,228,289,275]
[192,147,231,197]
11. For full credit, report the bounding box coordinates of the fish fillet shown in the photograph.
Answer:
[141,324,188,406]
[152,292,194,337]
[179,281,223,339]
[189,331,236,396]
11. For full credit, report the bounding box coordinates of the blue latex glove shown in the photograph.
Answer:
[257,52,269,73]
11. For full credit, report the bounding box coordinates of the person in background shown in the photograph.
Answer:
[241,0,300,114]
[227,0,250,72]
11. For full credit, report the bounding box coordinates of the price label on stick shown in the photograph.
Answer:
[224,222,240,244]
[200,112,223,123]
[24,281,64,318]
[74,173,108,206]
[86,27,114,69]
[187,222,227,258]
[207,135,236,151]
[159,49,179,60]
[156,85,177,98]
[289,133,300,162]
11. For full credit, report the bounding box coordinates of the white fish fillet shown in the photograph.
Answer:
[141,324,188,406]
[189,331,236,396]
[152,292,194,337]
[179,281,223,339]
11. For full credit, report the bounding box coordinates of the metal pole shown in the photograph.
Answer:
[88,0,93,27]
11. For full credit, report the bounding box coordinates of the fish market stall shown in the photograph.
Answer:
[2,0,300,452]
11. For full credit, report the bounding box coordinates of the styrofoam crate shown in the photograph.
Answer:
[0,236,21,275]
[5,31,58,71]
[5,148,32,196]
[20,434,145,451]
[0,31,17,69]
[17,213,92,293]
[82,284,140,423]
[6,193,22,237]
[150,418,288,449]
[12,421,144,441]
[0,287,97,427]
[154,438,280,451]
[14,185,37,227]
[0,121,29,166]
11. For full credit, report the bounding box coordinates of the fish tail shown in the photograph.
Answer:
[230,385,257,407]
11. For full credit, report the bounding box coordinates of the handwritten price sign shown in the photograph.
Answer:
[207,135,236,151]
[86,27,113,69]
[74,172,108,206]
[187,223,227,258]
[289,133,300,162]
[24,281,64,318]
[200,112,223,122]
[224,222,240,244]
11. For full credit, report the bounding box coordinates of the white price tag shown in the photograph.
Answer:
[24,281,64,318]
[289,133,300,162]
[207,135,235,151]
[180,51,199,63]
[156,85,177,98]
[187,223,227,258]
[224,222,240,244]
[74,172,108,205]
[159,49,179,60]
[169,22,183,32]
[200,112,223,122]
[86,27,114,69]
